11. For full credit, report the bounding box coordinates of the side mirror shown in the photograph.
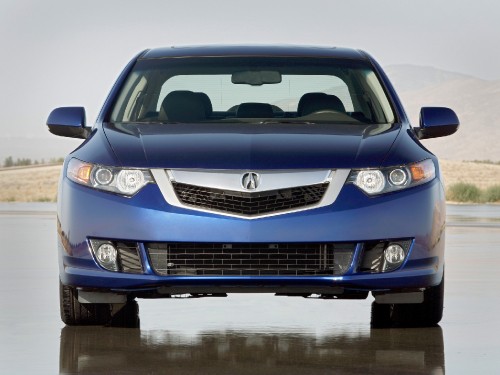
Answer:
[416,107,459,140]
[46,107,90,139]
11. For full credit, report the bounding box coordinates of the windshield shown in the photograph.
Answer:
[110,57,395,126]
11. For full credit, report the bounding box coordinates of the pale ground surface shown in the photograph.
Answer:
[0,161,499,202]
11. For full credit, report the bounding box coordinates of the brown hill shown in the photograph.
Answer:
[385,65,500,162]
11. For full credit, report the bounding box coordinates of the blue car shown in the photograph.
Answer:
[48,45,458,328]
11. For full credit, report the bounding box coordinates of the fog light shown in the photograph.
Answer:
[95,243,118,271]
[384,244,405,265]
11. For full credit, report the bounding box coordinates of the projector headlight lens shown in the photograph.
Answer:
[389,168,407,186]
[94,167,114,185]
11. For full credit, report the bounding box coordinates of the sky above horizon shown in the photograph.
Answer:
[1,0,499,160]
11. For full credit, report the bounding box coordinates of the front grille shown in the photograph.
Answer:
[172,182,329,216]
[147,242,356,276]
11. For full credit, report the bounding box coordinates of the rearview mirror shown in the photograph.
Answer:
[416,107,459,140]
[232,71,282,86]
[46,107,90,139]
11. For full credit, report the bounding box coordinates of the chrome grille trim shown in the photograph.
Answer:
[151,168,350,219]
[166,169,333,193]
[172,182,328,216]
[147,242,356,276]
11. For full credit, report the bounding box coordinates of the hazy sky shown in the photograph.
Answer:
[1,0,499,160]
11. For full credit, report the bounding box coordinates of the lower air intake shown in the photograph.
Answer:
[146,242,356,276]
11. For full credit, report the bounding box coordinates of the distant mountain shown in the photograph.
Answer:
[384,65,474,92]
[385,65,500,162]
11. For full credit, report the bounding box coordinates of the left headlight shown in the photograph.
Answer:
[67,158,154,196]
[348,159,436,196]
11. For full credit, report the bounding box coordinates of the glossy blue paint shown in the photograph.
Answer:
[58,178,443,245]
[62,266,442,292]
[418,107,460,139]
[140,45,367,60]
[47,107,86,127]
[50,45,456,305]
[420,107,459,128]
[69,129,120,166]
[47,107,88,138]
[101,122,402,169]
[57,173,445,292]
[382,129,439,167]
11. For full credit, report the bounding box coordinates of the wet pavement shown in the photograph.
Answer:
[1,203,500,374]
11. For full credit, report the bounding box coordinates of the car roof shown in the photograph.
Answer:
[140,45,368,60]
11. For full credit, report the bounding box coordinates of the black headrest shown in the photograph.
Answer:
[298,93,346,116]
[195,92,213,116]
[160,90,206,122]
[236,102,274,118]
[297,92,327,116]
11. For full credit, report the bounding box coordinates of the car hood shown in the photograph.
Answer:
[102,122,401,169]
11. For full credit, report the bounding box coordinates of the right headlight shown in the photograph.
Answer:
[348,159,436,195]
[67,158,154,196]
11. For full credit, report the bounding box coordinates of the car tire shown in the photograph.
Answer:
[60,281,139,328]
[371,273,444,328]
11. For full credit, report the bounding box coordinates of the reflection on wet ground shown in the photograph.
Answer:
[0,203,499,374]
[447,204,500,227]
[60,326,444,374]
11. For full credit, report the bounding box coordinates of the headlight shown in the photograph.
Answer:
[349,159,435,196]
[67,158,154,196]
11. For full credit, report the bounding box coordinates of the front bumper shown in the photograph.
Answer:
[58,177,446,295]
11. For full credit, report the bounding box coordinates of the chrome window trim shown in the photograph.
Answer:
[151,168,350,220]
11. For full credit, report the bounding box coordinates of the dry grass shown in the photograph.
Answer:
[0,160,499,202]
[440,160,500,190]
[0,165,61,202]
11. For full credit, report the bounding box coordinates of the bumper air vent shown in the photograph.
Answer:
[146,242,355,276]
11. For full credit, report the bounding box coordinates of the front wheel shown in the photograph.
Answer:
[59,281,139,328]
[371,274,444,328]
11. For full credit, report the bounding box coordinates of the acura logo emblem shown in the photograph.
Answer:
[241,172,260,190]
